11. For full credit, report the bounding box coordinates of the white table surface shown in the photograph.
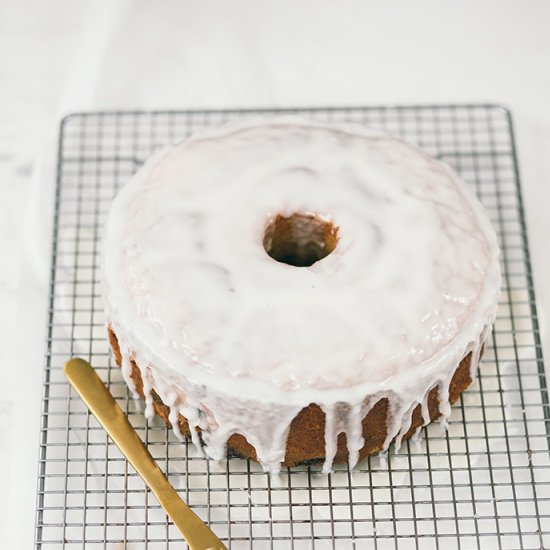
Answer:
[1,1,549,547]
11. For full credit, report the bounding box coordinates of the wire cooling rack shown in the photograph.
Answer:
[35,106,550,550]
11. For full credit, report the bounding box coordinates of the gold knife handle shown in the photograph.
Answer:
[64,357,227,550]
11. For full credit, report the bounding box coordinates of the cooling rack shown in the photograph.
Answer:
[35,106,550,549]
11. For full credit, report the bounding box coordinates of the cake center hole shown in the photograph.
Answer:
[263,213,339,267]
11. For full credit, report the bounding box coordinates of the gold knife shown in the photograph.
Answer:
[64,357,228,550]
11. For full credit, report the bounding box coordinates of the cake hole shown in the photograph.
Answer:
[263,213,339,267]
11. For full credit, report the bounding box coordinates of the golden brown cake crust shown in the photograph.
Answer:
[108,327,474,467]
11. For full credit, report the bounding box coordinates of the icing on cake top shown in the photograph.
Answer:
[102,117,501,472]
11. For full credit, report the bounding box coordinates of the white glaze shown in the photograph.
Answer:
[102,117,501,473]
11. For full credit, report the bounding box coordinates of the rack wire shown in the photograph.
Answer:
[35,106,550,549]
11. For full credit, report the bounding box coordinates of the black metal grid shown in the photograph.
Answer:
[35,106,550,549]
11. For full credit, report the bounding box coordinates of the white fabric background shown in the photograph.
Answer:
[1,1,549,547]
